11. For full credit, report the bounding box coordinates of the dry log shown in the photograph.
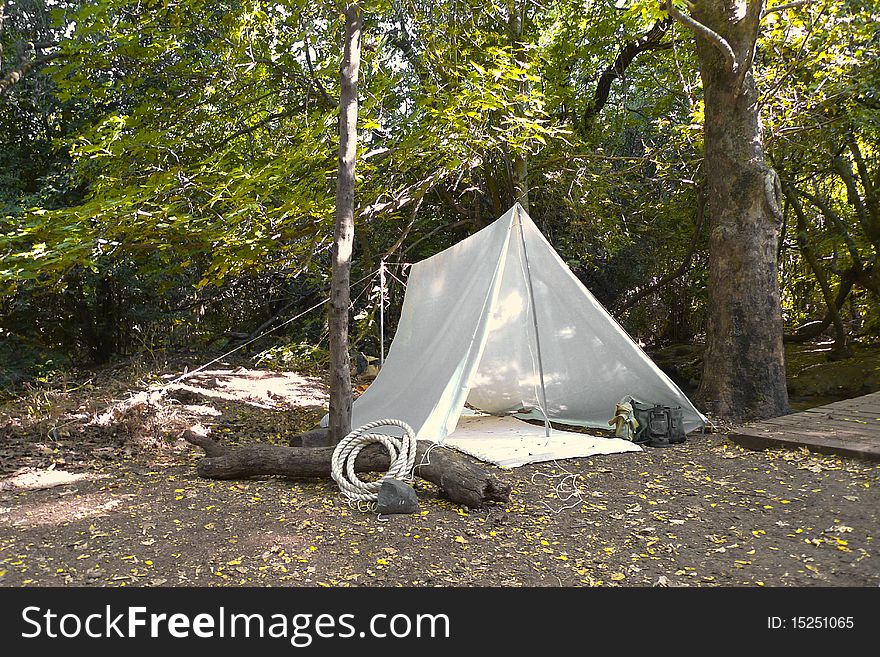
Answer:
[183,431,510,509]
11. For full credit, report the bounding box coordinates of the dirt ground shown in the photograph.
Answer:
[1,363,877,587]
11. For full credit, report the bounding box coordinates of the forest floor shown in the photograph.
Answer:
[1,348,878,587]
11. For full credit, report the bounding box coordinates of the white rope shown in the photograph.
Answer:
[47,269,382,438]
[162,297,331,389]
[331,419,417,505]
[531,460,584,514]
[163,268,380,389]
[413,440,444,474]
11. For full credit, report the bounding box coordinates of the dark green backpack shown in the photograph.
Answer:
[631,401,686,447]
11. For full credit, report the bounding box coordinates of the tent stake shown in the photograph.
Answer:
[516,205,551,437]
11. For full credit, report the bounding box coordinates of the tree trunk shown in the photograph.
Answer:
[783,184,851,359]
[834,153,880,252]
[328,4,363,443]
[512,153,529,211]
[672,1,790,422]
[509,2,529,211]
[183,431,511,510]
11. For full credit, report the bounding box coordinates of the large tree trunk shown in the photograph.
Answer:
[184,431,511,510]
[672,1,790,422]
[328,4,363,443]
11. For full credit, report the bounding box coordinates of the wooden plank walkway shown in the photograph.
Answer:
[729,391,880,460]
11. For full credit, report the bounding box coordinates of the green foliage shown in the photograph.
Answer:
[761,0,879,332]
[255,341,329,376]
[0,0,877,378]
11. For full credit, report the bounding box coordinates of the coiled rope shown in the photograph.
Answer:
[331,419,417,506]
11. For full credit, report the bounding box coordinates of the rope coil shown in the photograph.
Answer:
[331,419,417,504]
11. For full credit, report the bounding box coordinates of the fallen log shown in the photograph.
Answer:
[183,431,510,509]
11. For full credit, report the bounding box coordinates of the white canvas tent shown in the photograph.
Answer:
[327,203,706,454]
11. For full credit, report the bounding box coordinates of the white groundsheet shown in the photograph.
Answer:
[442,414,641,468]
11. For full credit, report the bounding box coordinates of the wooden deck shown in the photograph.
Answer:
[729,391,880,460]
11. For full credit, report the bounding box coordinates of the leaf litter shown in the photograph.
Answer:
[1,364,878,587]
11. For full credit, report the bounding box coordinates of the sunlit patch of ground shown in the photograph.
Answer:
[160,368,327,410]
[0,491,123,530]
[0,468,102,492]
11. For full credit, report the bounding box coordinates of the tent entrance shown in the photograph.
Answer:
[515,205,551,436]
[462,205,551,434]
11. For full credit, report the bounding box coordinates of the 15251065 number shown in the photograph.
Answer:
[792,617,853,629]
[768,617,854,629]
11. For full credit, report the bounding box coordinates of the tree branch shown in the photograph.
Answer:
[795,185,863,271]
[251,56,336,108]
[31,39,60,51]
[833,153,880,249]
[0,2,6,65]
[436,186,472,219]
[357,170,443,223]
[303,33,334,107]
[0,51,63,95]
[211,108,300,149]
[388,9,451,88]
[762,0,812,18]
[848,139,880,226]
[783,266,857,342]
[583,19,673,126]
[782,183,850,355]
[666,0,737,73]
[381,192,424,259]
[403,218,472,257]
[617,185,706,312]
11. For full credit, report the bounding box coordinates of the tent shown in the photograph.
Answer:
[331,203,706,446]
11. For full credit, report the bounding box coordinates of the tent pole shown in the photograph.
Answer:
[379,258,386,368]
[516,206,551,437]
